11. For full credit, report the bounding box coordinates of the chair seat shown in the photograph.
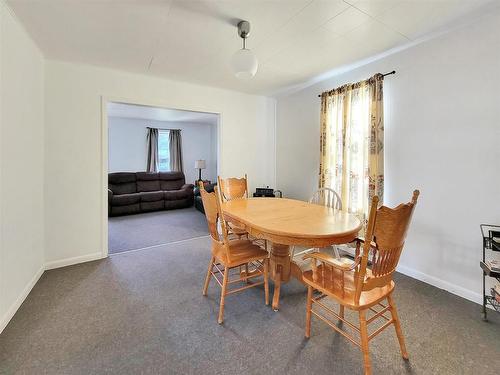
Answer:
[303,265,394,310]
[213,239,268,268]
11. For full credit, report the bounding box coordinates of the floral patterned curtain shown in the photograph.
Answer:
[319,73,384,221]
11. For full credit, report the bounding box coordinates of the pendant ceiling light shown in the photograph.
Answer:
[231,20,258,79]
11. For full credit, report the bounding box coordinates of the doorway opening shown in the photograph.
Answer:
[105,101,219,255]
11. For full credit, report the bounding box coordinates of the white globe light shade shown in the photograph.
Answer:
[231,48,258,79]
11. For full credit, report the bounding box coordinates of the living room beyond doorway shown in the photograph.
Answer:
[106,101,219,254]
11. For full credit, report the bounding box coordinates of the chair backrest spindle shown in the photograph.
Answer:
[309,187,342,210]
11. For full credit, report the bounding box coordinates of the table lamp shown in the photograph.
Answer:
[195,159,206,182]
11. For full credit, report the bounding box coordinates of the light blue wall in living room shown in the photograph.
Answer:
[108,117,217,184]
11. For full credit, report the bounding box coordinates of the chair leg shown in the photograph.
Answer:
[305,286,313,338]
[359,309,372,375]
[388,294,409,359]
[218,266,229,324]
[264,258,270,306]
[245,263,250,284]
[339,305,345,319]
[203,256,214,296]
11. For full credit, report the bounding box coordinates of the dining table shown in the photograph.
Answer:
[221,197,362,311]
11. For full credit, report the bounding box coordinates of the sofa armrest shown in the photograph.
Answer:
[107,189,113,215]
[181,183,194,191]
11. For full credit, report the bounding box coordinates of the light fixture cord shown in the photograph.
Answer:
[243,37,246,49]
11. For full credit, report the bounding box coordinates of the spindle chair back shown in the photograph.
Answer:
[199,182,269,324]
[309,187,342,210]
[291,187,343,261]
[303,190,420,375]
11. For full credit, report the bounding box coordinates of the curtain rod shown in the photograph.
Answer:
[317,70,396,97]
[147,127,181,131]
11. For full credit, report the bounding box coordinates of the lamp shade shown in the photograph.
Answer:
[231,48,258,79]
[194,159,206,169]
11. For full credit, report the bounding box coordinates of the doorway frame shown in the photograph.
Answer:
[100,95,222,258]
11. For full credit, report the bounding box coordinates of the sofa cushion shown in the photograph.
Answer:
[141,201,164,212]
[109,172,137,195]
[136,172,160,192]
[159,172,185,191]
[136,172,159,181]
[112,193,141,206]
[164,189,191,201]
[165,198,192,210]
[140,191,164,202]
[110,203,141,216]
[109,172,136,184]
[137,180,160,192]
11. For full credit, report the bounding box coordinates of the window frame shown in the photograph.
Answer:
[157,129,170,172]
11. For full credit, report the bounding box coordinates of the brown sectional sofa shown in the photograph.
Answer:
[108,172,194,216]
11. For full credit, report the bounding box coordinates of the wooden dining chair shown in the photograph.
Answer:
[291,187,343,264]
[217,174,249,239]
[309,187,342,210]
[199,182,270,324]
[302,190,419,375]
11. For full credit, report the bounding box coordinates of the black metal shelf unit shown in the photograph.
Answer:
[480,224,500,321]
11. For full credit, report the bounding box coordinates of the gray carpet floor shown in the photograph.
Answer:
[108,207,208,254]
[1,236,499,374]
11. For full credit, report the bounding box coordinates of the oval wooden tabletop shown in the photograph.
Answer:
[222,198,362,246]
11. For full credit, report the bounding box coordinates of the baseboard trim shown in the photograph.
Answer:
[397,264,482,305]
[1,252,105,334]
[110,235,210,256]
[44,252,104,270]
[0,264,44,334]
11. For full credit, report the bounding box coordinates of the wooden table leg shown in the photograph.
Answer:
[269,243,291,311]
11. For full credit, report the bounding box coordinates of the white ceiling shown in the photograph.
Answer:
[107,102,219,125]
[8,0,498,95]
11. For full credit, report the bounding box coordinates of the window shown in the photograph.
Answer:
[319,74,384,220]
[158,130,170,171]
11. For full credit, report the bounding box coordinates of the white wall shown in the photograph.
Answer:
[0,1,45,332]
[276,10,500,304]
[44,61,276,265]
[108,117,218,184]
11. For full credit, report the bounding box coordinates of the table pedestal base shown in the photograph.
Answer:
[269,243,291,311]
